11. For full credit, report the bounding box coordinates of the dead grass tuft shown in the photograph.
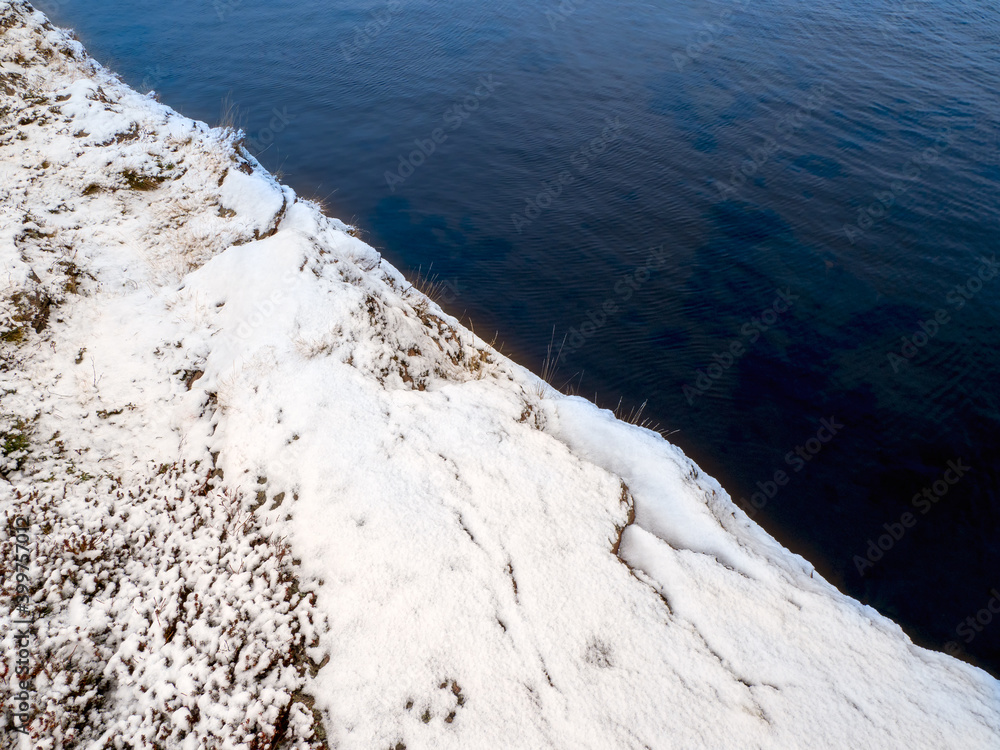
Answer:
[121,168,166,191]
[613,398,677,440]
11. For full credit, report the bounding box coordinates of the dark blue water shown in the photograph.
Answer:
[35,0,1000,675]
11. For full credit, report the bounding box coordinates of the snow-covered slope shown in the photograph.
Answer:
[1,2,998,747]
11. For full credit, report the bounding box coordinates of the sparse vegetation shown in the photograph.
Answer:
[408,264,447,303]
[121,167,166,191]
[613,398,677,439]
[0,466,331,748]
[1,416,31,471]
[218,91,242,135]
[1,288,53,345]
[535,325,569,398]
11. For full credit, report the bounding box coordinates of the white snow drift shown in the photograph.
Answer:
[1,2,998,748]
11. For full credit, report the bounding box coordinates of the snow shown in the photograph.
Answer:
[1,1,999,748]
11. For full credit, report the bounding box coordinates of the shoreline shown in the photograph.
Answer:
[2,2,999,746]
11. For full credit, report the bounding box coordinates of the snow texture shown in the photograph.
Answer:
[0,2,998,748]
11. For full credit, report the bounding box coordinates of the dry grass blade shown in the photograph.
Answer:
[409,264,447,302]
[614,398,678,439]
[535,326,573,398]
[219,92,242,134]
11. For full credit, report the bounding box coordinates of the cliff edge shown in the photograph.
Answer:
[1,2,998,748]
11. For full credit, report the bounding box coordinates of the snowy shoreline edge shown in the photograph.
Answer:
[2,2,999,747]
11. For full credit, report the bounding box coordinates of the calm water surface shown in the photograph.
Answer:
[35,0,1000,675]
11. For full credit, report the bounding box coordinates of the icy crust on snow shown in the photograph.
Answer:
[1,1,999,748]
